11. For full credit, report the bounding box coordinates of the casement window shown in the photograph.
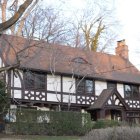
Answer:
[107,82,117,89]
[76,79,94,94]
[124,84,139,99]
[24,71,46,90]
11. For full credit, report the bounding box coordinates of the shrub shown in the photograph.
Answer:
[92,119,120,129]
[7,109,92,136]
[0,80,8,119]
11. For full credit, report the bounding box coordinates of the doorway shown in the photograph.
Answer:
[105,109,122,121]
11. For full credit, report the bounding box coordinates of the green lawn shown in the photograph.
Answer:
[31,136,80,140]
[0,134,80,140]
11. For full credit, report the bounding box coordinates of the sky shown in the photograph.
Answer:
[115,0,140,69]
[43,0,140,69]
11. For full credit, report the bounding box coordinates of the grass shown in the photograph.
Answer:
[0,134,80,140]
[30,136,80,140]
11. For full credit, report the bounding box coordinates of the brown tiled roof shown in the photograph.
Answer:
[89,88,129,110]
[0,34,140,84]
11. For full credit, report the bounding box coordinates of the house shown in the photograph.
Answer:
[0,34,140,123]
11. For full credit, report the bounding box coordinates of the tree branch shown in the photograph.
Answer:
[0,63,20,73]
[0,0,34,33]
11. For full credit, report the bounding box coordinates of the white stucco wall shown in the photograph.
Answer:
[47,93,61,102]
[63,77,75,93]
[12,90,22,99]
[47,74,61,92]
[14,73,22,88]
[117,83,124,98]
[95,80,107,96]
[0,57,4,67]
[63,95,76,103]
[0,57,2,67]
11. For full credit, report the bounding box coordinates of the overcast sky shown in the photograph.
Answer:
[43,0,140,69]
[115,0,140,69]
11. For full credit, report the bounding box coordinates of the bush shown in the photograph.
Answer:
[7,109,92,136]
[0,80,9,120]
[92,119,120,129]
[82,126,140,140]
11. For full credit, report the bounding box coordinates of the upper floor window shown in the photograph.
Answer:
[124,84,139,99]
[107,82,117,89]
[24,71,46,90]
[76,79,94,94]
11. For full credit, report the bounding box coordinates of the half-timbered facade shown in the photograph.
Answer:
[0,34,140,123]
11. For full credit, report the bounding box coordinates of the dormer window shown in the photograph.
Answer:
[72,57,88,64]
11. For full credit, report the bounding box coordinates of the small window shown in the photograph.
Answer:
[24,71,46,90]
[107,82,117,89]
[72,57,88,64]
[85,80,94,93]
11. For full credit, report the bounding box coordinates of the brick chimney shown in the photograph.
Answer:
[115,39,129,59]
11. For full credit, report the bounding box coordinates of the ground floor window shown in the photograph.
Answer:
[126,112,140,124]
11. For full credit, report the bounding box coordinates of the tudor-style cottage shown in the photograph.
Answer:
[0,34,140,123]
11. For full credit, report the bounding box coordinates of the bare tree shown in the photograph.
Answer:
[65,0,118,52]
[22,6,67,43]
[0,0,36,33]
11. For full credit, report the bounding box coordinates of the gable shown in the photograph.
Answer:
[106,92,125,107]
[89,88,129,110]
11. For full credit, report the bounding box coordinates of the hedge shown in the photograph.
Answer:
[6,109,92,136]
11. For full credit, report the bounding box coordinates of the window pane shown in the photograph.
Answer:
[85,80,93,93]
[35,73,46,89]
[107,82,116,89]
[77,79,85,94]
[132,85,139,98]
[24,72,34,88]
[124,85,132,98]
